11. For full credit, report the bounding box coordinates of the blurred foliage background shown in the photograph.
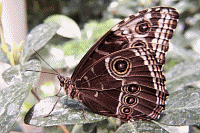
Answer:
[27,0,200,70]
[3,0,200,132]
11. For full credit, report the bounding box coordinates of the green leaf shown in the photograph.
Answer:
[83,20,98,39]
[71,124,84,133]
[24,96,107,126]
[116,121,168,133]
[2,60,41,85]
[0,60,41,133]
[91,18,121,40]
[165,59,200,93]
[22,23,60,62]
[57,38,93,66]
[166,43,198,63]
[44,15,81,38]
[116,121,184,133]
[116,122,137,133]
[159,86,200,126]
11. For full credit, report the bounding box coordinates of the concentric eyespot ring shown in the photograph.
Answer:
[125,84,141,94]
[112,58,130,75]
[135,20,151,34]
[124,95,138,106]
[121,106,132,114]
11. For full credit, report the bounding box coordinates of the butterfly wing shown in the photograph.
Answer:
[71,7,179,82]
[75,47,167,120]
[70,7,179,121]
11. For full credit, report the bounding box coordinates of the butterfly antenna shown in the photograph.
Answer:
[33,49,60,75]
[26,70,59,75]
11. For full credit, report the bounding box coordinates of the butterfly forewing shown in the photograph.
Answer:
[72,7,178,81]
[64,7,179,121]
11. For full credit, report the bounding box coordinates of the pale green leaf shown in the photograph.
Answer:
[44,15,81,38]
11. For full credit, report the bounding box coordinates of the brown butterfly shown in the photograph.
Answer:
[54,7,179,121]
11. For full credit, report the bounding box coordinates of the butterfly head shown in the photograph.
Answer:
[57,75,77,99]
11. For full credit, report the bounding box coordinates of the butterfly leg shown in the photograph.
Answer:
[78,92,90,122]
[43,97,61,117]
[55,86,63,96]
[80,101,90,122]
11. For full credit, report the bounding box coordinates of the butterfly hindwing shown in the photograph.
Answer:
[75,47,168,120]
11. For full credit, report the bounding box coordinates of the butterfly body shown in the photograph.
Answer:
[59,7,179,121]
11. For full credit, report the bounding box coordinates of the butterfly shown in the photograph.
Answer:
[54,6,179,121]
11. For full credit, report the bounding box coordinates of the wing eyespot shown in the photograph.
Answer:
[121,106,132,114]
[112,58,130,75]
[126,84,141,94]
[124,95,138,105]
[135,20,151,34]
